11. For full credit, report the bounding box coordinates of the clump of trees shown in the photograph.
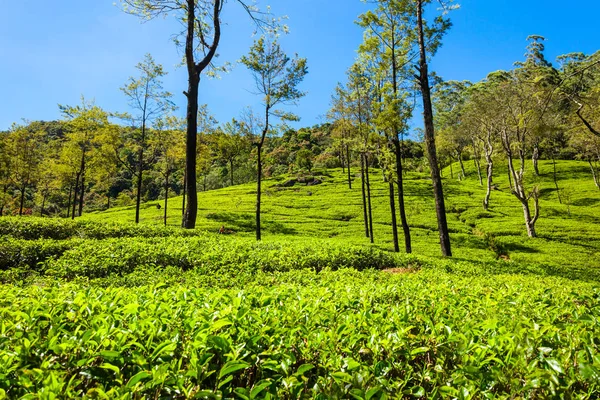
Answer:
[432,37,600,237]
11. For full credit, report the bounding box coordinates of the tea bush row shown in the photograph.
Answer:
[0,234,414,282]
[0,269,598,398]
[0,217,202,240]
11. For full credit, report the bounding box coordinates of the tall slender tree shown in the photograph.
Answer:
[120,53,174,223]
[240,35,308,241]
[358,0,415,252]
[415,0,455,256]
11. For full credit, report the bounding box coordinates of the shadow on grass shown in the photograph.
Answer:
[572,197,600,207]
[502,241,540,254]
[206,212,297,235]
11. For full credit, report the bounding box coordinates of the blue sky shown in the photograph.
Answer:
[1,1,599,133]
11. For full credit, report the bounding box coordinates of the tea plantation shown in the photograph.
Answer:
[1,161,599,398]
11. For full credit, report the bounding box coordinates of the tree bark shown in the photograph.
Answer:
[256,144,263,240]
[71,174,80,220]
[458,152,466,180]
[135,155,143,224]
[76,151,86,218]
[183,72,199,229]
[365,153,374,243]
[532,144,540,176]
[552,156,561,204]
[346,144,352,189]
[417,0,452,256]
[483,155,493,211]
[360,153,369,238]
[388,179,399,252]
[256,105,270,241]
[66,182,73,218]
[181,169,187,220]
[393,138,412,253]
[78,174,85,217]
[164,169,169,226]
[505,144,539,238]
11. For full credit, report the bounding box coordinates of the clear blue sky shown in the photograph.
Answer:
[1,1,599,133]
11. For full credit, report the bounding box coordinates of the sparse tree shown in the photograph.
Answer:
[240,35,308,240]
[120,53,175,223]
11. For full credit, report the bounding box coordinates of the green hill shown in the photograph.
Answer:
[85,159,600,273]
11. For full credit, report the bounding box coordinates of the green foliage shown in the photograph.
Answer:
[0,268,599,398]
[0,217,200,240]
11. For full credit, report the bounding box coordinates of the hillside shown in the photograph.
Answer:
[86,159,600,274]
[1,160,599,398]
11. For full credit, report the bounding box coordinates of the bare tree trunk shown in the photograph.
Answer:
[393,138,412,253]
[483,155,493,211]
[182,0,221,229]
[66,182,73,218]
[552,156,561,204]
[256,143,263,240]
[458,152,466,180]
[78,174,85,217]
[340,144,345,174]
[388,179,399,252]
[589,160,600,189]
[183,72,199,229]
[346,144,352,189]
[506,150,539,238]
[135,151,144,224]
[164,169,169,226]
[365,153,374,243]
[230,159,234,186]
[532,144,540,176]
[472,139,483,186]
[417,0,451,256]
[360,153,369,238]
[506,161,513,191]
[522,196,537,238]
[181,169,187,220]
[71,174,80,220]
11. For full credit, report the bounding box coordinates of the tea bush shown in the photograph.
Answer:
[0,217,202,240]
[43,236,411,280]
[0,269,598,398]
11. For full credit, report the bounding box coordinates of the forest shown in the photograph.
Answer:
[1,0,600,398]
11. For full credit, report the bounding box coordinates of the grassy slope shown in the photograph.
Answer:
[85,159,600,273]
